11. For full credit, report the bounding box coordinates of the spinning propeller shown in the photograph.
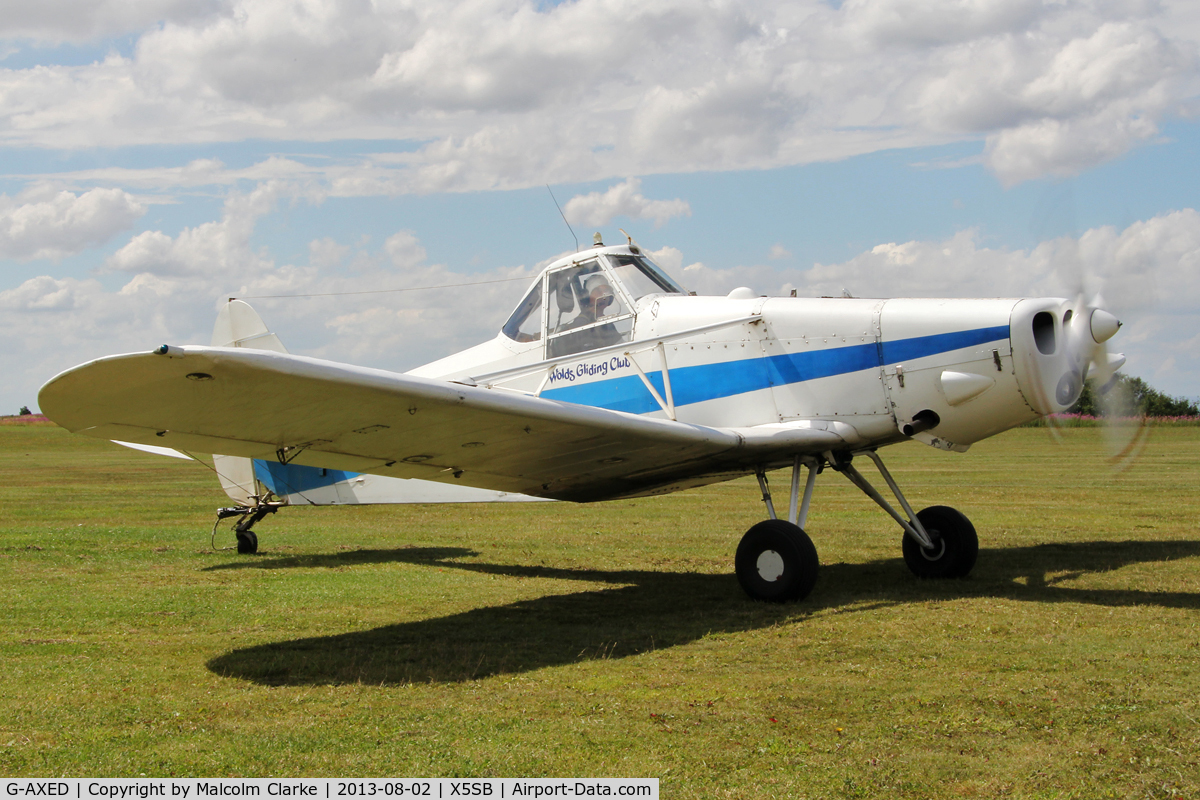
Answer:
[1020,184,1151,469]
[1059,295,1122,405]
[1052,253,1148,470]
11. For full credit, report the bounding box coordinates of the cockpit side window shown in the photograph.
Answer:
[501,279,544,343]
[608,255,686,301]
[545,260,634,358]
[546,261,630,335]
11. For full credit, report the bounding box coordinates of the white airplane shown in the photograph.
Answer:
[38,233,1123,602]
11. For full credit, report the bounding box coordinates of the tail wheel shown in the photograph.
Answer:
[902,505,977,579]
[235,529,258,555]
[735,519,819,602]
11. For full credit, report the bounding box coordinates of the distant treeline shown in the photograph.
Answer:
[1069,373,1199,418]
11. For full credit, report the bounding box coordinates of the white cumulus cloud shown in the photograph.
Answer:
[0,0,1195,188]
[0,187,145,261]
[105,183,280,277]
[384,230,427,269]
[0,0,219,42]
[563,178,691,229]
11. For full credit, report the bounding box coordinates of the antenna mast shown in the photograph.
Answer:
[546,185,579,252]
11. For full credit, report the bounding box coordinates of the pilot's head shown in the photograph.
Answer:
[583,274,615,316]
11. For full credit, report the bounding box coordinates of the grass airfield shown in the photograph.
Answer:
[1,420,1197,798]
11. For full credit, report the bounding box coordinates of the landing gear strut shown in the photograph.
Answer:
[734,449,978,602]
[824,450,977,580]
[735,456,822,603]
[212,500,281,554]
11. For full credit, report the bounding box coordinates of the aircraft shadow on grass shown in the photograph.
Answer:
[205,540,1200,686]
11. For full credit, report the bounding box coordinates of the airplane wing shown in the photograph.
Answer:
[39,346,863,502]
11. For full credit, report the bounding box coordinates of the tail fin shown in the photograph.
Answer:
[212,299,288,353]
[211,300,287,505]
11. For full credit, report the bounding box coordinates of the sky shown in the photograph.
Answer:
[3,0,1200,415]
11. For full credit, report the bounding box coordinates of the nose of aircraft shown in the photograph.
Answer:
[1062,301,1124,407]
[1012,298,1124,416]
[1089,308,1121,344]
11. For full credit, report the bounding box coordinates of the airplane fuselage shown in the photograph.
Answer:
[411,244,1077,457]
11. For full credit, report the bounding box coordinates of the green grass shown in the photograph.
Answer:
[1,421,1198,798]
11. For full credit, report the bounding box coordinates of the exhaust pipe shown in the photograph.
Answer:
[902,409,941,437]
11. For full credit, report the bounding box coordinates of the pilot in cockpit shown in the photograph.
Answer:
[563,274,624,350]
[578,274,615,324]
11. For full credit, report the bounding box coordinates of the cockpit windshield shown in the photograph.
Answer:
[501,280,543,343]
[500,250,687,355]
[545,260,632,358]
[607,255,685,301]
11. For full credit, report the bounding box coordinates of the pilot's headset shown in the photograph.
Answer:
[583,274,615,315]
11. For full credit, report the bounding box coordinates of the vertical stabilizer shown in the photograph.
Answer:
[212,299,288,353]
[211,300,286,504]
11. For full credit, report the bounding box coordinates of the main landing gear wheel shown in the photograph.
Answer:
[235,529,258,555]
[735,519,819,602]
[902,505,977,579]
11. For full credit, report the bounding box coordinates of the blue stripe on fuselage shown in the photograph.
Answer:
[540,324,1009,414]
[879,326,1009,364]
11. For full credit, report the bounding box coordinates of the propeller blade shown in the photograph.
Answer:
[1096,373,1151,471]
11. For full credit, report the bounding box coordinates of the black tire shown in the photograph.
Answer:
[235,529,258,555]
[901,505,977,579]
[735,519,819,602]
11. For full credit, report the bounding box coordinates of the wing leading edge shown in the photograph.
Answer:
[39,346,860,502]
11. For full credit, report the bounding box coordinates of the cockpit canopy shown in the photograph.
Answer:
[501,248,687,358]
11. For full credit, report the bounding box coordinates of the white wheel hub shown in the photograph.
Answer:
[919,532,946,561]
[756,549,786,582]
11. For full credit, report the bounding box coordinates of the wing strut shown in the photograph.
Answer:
[824,450,934,549]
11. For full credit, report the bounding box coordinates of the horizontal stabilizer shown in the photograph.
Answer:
[112,440,194,460]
